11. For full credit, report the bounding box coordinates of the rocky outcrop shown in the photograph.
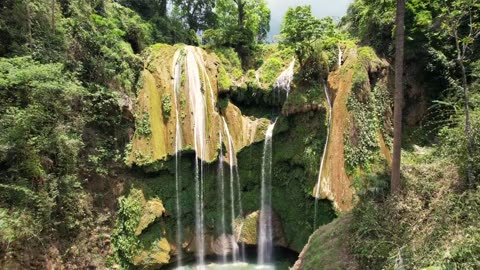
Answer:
[313,45,392,212]
[135,199,165,236]
[127,44,273,168]
[292,215,358,270]
[233,210,287,249]
[210,234,239,256]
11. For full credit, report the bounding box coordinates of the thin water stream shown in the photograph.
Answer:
[314,83,333,229]
[173,49,184,266]
[258,119,277,265]
[185,46,207,267]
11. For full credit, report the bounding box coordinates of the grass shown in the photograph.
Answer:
[297,148,480,270]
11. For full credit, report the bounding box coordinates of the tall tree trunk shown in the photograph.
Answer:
[391,0,405,193]
[160,0,168,17]
[459,59,475,186]
[236,0,245,30]
[25,0,32,50]
[51,0,56,34]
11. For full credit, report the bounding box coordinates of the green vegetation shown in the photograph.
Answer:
[204,0,271,67]
[1,0,480,268]
[280,6,337,66]
[0,57,89,242]
[136,112,152,136]
[350,151,480,269]
[161,94,172,119]
[111,188,169,268]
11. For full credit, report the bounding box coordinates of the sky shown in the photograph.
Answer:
[266,0,353,39]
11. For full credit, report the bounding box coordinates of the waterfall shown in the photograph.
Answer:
[258,119,277,265]
[274,59,295,97]
[185,46,207,267]
[338,45,343,67]
[217,127,227,263]
[235,168,246,261]
[314,83,333,229]
[221,117,240,262]
[173,49,184,266]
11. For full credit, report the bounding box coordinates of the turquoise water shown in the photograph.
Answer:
[175,263,275,270]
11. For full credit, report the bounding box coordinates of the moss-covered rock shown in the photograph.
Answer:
[313,45,392,213]
[233,210,287,248]
[135,199,165,236]
[111,188,171,268]
[133,238,171,266]
[127,44,273,169]
[292,215,358,270]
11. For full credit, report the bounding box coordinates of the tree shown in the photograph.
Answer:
[440,0,480,186]
[341,0,395,55]
[172,0,216,32]
[391,0,405,193]
[211,0,270,67]
[118,0,168,19]
[280,5,336,67]
[0,57,89,236]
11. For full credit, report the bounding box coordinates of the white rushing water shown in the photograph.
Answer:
[258,119,277,265]
[185,46,207,267]
[173,49,184,266]
[338,45,343,67]
[314,83,333,229]
[193,47,216,110]
[175,262,275,270]
[274,59,295,97]
[217,127,227,263]
[234,167,246,261]
[222,117,240,262]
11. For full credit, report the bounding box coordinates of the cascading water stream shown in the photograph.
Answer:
[314,83,333,229]
[217,127,227,263]
[221,117,240,262]
[338,45,343,67]
[173,49,184,266]
[274,59,295,98]
[258,119,277,265]
[185,46,207,267]
[234,169,246,262]
[193,47,216,110]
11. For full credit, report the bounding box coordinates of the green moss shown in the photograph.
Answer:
[135,199,165,236]
[259,57,283,85]
[136,111,151,137]
[218,65,231,91]
[302,215,357,270]
[111,189,170,268]
[161,94,172,119]
[283,84,324,110]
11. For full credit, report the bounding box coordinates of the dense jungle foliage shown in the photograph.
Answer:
[0,0,479,269]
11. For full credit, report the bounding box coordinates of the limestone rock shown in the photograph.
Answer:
[210,234,239,256]
[128,44,271,168]
[234,210,287,248]
[133,238,171,266]
[313,45,392,213]
[135,199,165,236]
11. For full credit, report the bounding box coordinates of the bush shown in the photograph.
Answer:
[349,153,480,269]
[161,94,172,119]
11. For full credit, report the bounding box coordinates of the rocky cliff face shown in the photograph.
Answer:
[314,45,392,212]
[114,43,393,268]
